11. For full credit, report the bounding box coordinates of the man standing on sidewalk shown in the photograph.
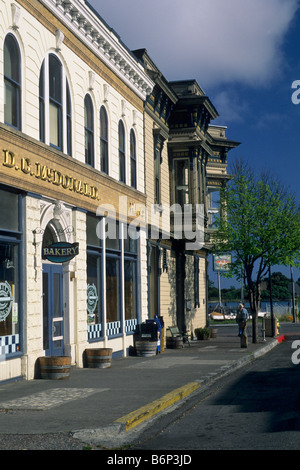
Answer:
[236,304,249,347]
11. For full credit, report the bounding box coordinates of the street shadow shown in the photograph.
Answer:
[212,344,300,433]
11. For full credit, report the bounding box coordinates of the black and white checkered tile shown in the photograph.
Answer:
[0,335,20,357]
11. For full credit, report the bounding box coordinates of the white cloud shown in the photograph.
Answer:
[88,0,299,88]
[212,90,249,124]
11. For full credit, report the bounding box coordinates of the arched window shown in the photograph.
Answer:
[84,94,94,167]
[39,53,72,155]
[4,34,21,130]
[39,61,45,142]
[130,129,136,189]
[118,120,125,183]
[49,54,62,150]
[100,106,108,174]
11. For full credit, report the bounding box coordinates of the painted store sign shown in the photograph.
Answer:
[42,242,79,263]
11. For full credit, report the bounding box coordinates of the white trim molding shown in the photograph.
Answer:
[41,0,154,100]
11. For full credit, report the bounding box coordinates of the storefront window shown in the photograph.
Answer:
[106,256,120,325]
[124,260,137,321]
[87,254,101,326]
[0,190,19,231]
[87,213,102,341]
[0,188,21,358]
[87,216,139,340]
[124,227,138,332]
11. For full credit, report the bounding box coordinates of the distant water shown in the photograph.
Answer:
[208,300,299,314]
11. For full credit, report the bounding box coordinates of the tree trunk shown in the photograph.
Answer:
[248,285,259,343]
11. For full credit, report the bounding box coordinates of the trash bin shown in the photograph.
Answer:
[146,316,163,353]
[134,322,158,356]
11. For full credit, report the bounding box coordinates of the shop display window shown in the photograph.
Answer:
[0,188,21,358]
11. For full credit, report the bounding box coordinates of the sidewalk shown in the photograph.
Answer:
[0,323,296,448]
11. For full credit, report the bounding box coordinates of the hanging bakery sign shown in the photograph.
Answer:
[0,281,13,322]
[42,242,79,263]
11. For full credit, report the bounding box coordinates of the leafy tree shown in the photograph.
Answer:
[261,271,291,300]
[208,278,219,299]
[212,160,300,342]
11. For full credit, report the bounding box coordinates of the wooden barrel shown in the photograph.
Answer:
[210,328,218,338]
[135,341,157,357]
[85,348,113,368]
[166,336,183,349]
[39,356,71,380]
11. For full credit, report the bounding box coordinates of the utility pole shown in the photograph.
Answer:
[269,265,275,337]
[290,266,296,323]
[218,271,222,306]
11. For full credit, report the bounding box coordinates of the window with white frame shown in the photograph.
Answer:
[130,129,137,189]
[39,53,72,155]
[4,34,21,130]
[119,120,126,183]
[174,158,190,206]
[207,188,220,228]
[100,106,109,174]
[84,94,94,167]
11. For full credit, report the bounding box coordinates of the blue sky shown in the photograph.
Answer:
[88,0,300,287]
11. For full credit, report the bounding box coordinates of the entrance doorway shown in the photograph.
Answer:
[42,264,64,356]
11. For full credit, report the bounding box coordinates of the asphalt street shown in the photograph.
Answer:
[0,322,298,450]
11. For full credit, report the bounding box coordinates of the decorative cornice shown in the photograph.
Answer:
[39,0,154,100]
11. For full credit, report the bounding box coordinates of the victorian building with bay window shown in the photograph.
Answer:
[133,51,239,337]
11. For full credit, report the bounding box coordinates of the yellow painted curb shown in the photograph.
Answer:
[115,381,201,431]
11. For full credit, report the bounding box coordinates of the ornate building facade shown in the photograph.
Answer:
[133,51,239,337]
[0,0,238,382]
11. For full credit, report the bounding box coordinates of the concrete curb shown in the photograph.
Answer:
[72,338,280,446]
[115,381,201,431]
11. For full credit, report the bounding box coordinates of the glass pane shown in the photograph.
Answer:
[87,214,101,247]
[67,81,72,156]
[106,222,119,250]
[49,54,62,103]
[124,226,138,253]
[130,130,136,157]
[67,80,71,115]
[85,130,93,165]
[43,272,49,351]
[53,273,61,317]
[119,151,125,182]
[149,247,158,317]
[131,158,136,188]
[0,190,18,231]
[87,254,101,325]
[53,320,62,338]
[125,260,137,320]
[49,101,60,147]
[85,95,93,130]
[39,62,45,142]
[175,159,190,205]
[4,80,18,128]
[4,35,20,81]
[100,107,108,138]
[100,140,108,173]
[119,121,125,150]
[0,243,19,338]
[106,257,120,323]
[53,339,62,349]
